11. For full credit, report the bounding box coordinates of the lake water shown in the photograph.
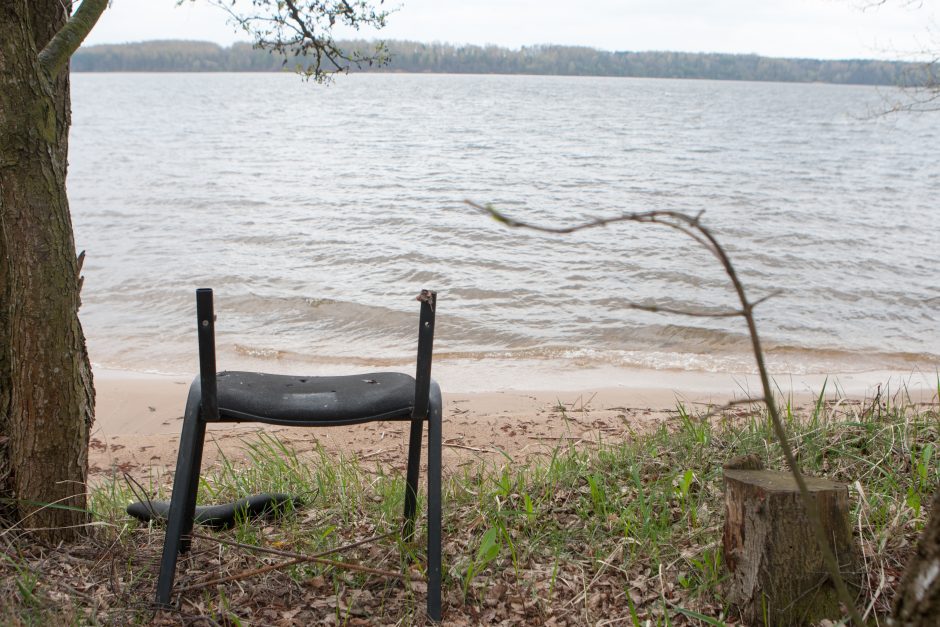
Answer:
[68,73,940,388]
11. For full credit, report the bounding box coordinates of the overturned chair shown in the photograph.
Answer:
[154,288,443,621]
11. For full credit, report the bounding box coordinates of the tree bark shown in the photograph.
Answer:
[892,488,940,625]
[0,0,95,540]
[722,468,860,625]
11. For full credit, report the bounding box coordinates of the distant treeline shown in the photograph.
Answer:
[72,40,933,87]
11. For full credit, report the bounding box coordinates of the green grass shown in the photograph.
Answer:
[2,386,937,624]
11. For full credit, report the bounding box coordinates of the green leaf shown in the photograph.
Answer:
[477,527,501,564]
[674,606,726,626]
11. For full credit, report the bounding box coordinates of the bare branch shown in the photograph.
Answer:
[651,218,722,260]
[202,0,392,83]
[179,531,414,593]
[697,397,767,422]
[881,80,940,113]
[626,302,744,318]
[191,530,396,562]
[468,199,866,625]
[749,289,783,310]
[38,0,109,78]
[466,199,727,271]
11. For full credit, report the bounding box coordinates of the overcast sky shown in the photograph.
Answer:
[84,0,936,61]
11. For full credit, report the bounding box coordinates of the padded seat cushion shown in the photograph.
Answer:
[216,371,417,425]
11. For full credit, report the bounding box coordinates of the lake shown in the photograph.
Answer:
[68,72,940,388]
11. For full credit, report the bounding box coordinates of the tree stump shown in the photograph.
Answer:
[722,465,859,626]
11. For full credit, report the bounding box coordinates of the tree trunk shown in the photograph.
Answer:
[892,488,940,625]
[0,0,94,540]
[722,467,860,626]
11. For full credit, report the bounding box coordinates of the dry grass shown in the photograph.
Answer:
[1,383,937,626]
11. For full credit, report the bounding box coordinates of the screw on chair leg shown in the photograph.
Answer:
[427,381,443,622]
[155,383,205,606]
[403,418,424,541]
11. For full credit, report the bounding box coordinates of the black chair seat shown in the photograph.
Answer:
[215,371,417,426]
[155,289,442,621]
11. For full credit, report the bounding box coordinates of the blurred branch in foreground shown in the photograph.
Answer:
[467,199,866,625]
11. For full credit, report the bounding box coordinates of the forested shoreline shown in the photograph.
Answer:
[72,39,932,86]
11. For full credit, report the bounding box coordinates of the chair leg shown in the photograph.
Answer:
[403,418,424,541]
[155,381,207,606]
[427,381,443,622]
[179,414,207,554]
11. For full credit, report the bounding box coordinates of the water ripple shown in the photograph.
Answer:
[69,73,940,376]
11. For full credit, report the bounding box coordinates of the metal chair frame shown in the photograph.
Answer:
[154,288,442,621]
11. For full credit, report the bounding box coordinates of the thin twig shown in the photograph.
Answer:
[356,448,390,461]
[122,471,158,519]
[565,542,624,607]
[626,302,744,318]
[179,532,415,593]
[750,289,784,309]
[190,530,394,561]
[697,397,767,421]
[471,200,866,625]
[178,555,409,594]
[443,442,493,453]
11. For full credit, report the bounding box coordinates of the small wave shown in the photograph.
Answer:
[762,344,940,368]
[439,343,939,376]
[227,344,411,368]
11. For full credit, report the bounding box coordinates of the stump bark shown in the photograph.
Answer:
[722,467,859,625]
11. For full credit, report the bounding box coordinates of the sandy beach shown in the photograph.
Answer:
[89,364,935,485]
